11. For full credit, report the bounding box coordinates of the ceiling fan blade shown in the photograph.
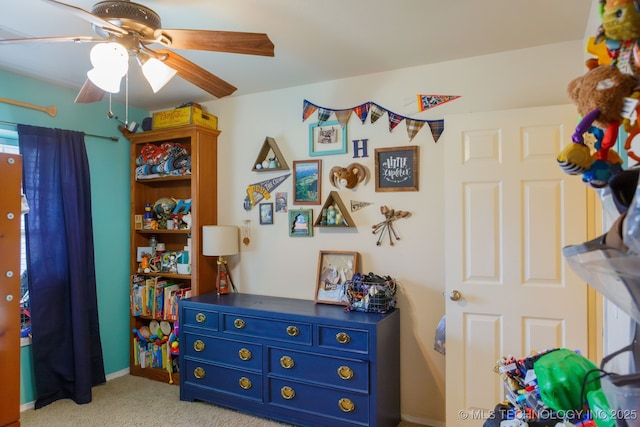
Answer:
[0,36,104,45]
[157,29,274,57]
[42,0,128,36]
[75,79,105,104]
[156,49,237,98]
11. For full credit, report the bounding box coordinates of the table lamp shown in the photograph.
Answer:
[202,225,239,295]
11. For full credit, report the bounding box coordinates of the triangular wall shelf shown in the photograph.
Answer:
[252,137,289,172]
[314,191,356,228]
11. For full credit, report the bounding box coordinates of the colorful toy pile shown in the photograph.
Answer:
[136,141,191,179]
[487,348,619,427]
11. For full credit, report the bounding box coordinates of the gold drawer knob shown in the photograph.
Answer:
[239,377,252,390]
[280,356,295,369]
[337,365,354,380]
[195,313,206,323]
[280,386,295,400]
[286,325,299,337]
[234,318,246,329]
[336,332,351,344]
[338,398,355,412]
[238,348,252,361]
[194,340,205,352]
[194,367,206,379]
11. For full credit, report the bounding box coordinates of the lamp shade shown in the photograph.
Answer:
[202,225,239,257]
[141,56,177,93]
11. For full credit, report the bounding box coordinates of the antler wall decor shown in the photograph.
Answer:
[372,205,410,246]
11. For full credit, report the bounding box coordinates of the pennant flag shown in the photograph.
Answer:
[427,119,445,142]
[334,110,353,128]
[417,94,460,112]
[352,103,370,124]
[370,103,387,124]
[351,200,373,212]
[302,100,317,122]
[317,108,333,125]
[405,119,426,142]
[388,112,404,132]
[244,174,291,210]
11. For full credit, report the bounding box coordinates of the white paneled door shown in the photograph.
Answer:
[444,105,590,425]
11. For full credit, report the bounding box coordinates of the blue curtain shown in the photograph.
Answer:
[18,124,105,409]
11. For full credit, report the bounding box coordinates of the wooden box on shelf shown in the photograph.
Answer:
[127,124,219,384]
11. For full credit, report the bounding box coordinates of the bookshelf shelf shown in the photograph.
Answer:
[127,125,219,385]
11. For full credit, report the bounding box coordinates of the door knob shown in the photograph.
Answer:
[447,290,462,301]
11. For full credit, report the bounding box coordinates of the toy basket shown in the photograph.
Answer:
[345,272,397,313]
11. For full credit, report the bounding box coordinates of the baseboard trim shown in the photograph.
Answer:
[20,368,131,412]
[402,414,444,427]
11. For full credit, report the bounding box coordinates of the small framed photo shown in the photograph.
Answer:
[293,159,322,205]
[259,202,274,225]
[374,145,419,192]
[275,192,288,213]
[137,246,153,262]
[288,209,313,237]
[309,120,347,156]
[315,250,359,305]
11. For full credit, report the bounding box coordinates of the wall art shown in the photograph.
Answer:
[374,146,419,192]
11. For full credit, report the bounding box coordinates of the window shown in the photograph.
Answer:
[0,129,30,345]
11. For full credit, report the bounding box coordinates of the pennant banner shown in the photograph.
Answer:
[352,103,370,124]
[334,110,353,128]
[417,94,460,112]
[388,111,404,132]
[302,99,446,143]
[302,100,317,121]
[369,103,387,124]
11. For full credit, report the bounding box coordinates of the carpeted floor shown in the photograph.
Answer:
[20,374,426,427]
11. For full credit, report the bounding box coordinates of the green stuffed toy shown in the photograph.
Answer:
[534,348,600,411]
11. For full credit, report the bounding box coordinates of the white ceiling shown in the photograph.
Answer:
[0,0,593,111]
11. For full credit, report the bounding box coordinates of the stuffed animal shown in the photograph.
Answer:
[558,65,635,187]
[329,163,366,189]
[567,65,638,140]
[595,0,640,75]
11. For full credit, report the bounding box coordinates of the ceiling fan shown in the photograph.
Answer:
[0,0,275,103]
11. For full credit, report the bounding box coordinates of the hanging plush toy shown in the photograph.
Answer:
[558,65,635,187]
[595,0,640,75]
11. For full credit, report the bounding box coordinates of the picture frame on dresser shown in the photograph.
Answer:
[315,250,359,305]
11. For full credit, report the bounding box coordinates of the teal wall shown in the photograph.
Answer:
[0,70,149,405]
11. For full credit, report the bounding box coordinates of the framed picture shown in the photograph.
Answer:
[315,250,359,305]
[136,246,153,262]
[309,120,347,156]
[288,209,313,237]
[374,145,419,192]
[259,202,274,225]
[293,159,322,205]
[275,192,288,213]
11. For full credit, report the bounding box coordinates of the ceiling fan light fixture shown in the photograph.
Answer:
[87,67,122,93]
[89,42,129,77]
[139,55,177,93]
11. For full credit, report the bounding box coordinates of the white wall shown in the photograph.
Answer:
[200,40,586,425]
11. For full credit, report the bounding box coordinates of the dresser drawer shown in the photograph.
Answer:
[183,359,263,401]
[268,377,369,425]
[318,325,369,354]
[182,307,219,331]
[184,333,262,371]
[222,313,312,346]
[268,347,368,393]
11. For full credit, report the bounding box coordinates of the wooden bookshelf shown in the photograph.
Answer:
[127,125,219,384]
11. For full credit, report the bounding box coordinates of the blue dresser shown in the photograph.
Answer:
[180,293,400,427]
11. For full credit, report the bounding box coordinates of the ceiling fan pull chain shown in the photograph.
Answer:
[125,72,129,126]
